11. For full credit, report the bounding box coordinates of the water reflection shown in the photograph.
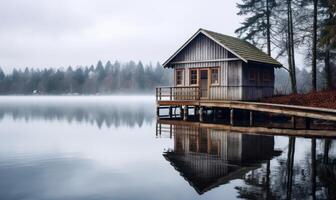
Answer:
[0,96,155,128]
[157,120,336,199]
[159,123,280,195]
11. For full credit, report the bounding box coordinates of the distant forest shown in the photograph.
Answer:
[0,61,172,94]
[0,59,326,95]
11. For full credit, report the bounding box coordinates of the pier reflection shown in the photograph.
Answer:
[157,121,281,195]
[157,119,336,199]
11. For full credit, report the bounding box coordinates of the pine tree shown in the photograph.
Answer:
[236,0,277,55]
[312,0,318,91]
[320,0,336,89]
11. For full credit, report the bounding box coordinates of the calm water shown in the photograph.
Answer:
[0,96,335,200]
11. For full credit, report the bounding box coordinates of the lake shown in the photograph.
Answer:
[0,96,334,200]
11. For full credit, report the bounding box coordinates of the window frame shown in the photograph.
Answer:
[189,69,198,86]
[175,69,184,86]
[210,67,220,85]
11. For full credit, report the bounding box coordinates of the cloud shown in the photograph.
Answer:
[0,0,241,71]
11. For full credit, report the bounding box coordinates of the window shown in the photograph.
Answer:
[211,68,219,84]
[249,68,257,81]
[176,70,183,85]
[190,69,198,85]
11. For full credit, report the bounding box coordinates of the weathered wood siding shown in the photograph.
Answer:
[171,33,228,63]
[241,63,274,100]
[171,33,243,100]
[208,61,242,100]
[170,32,274,100]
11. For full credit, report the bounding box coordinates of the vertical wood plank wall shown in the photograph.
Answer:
[241,63,275,100]
[170,32,274,100]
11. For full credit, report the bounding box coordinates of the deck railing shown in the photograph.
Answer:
[156,85,274,101]
[156,86,200,101]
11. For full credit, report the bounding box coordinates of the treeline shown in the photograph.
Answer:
[236,0,336,93]
[275,67,332,94]
[0,61,172,94]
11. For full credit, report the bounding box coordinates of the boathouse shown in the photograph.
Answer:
[158,28,282,101]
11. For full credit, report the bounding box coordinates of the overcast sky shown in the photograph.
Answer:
[0,0,243,72]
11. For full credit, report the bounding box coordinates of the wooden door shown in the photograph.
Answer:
[200,69,208,98]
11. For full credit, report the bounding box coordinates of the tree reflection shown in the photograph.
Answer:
[157,120,336,199]
[0,100,154,128]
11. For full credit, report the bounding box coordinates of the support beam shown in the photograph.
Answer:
[306,118,311,129]
[291,116,296,129]
[156,107,160,117]
[180,106,184,118]
[230,109,234,126]
[194,106,199,117]
[213,108,217,122]
[168,106,172,118]
[199,107,204,122]
[249,111,253,126]
[183,105,188,121]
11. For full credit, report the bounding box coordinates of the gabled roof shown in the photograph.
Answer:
[163,28,282,68]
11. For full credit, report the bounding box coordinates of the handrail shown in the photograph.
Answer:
[156,86,200,101]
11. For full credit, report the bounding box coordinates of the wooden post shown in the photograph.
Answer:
[291,116,296,129]
[168,106,172,118]
[180,106,184,117]
[249,111,253,126]
[213,108,217,122]
[194,106,198,117]
[155,88,158,101]
[183,105,188,121]
[169,124,172,138]
[155,122,158,137]
[230,109,234,126]
[305,118,311,129]
[170,87,172,101]
[199,107,203,122]
[156,106,160,117]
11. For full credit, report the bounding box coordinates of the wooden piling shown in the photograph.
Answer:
[180,106,184,117]
[306,118,311,129]
[168,106,172,118]
[249,111,253,126]
[156,106,160,117]
[213,108,217,122]
[230,109,234,126]
[183,105,188,121]
[291,116,296,129]
[199,107,203,122]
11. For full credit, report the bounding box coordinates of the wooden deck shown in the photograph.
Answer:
[157,99,336,122]
[156,86,336,124]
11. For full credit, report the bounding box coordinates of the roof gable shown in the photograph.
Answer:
[163,28,282,68]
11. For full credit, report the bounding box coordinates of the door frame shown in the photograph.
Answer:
[199,68,210,99]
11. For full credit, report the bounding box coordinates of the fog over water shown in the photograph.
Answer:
[0,96,334,199]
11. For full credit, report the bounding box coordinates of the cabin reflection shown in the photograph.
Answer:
[159,122,281,195]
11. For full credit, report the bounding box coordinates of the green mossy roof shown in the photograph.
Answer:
[201,29,282,67]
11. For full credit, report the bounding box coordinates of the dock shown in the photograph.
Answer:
[156,86,336,129]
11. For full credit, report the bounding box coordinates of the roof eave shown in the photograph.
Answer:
[247,60,283,68]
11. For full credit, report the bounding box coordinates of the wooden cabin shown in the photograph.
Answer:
[157,28,282,101]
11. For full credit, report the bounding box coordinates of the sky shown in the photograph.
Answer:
[0,0,243,72]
